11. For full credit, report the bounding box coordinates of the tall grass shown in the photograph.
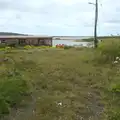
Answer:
[0,39,120,120]
[98,39,120,60]
[0,56,30,118]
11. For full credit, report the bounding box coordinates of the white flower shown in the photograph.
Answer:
[116,57,119,60]
[57,102,62,106]
[114,61,118,64]
[33,110,35,114]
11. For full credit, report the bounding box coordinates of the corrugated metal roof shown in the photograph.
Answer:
[0,35,53,39]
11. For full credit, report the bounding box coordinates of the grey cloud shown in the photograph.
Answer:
[0,0,93,16]
[0,0,120,36]
[0,1,32,13]
[0,0,46,13]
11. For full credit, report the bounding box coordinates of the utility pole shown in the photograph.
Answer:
[89,0,98,48]
[94,0,98,48]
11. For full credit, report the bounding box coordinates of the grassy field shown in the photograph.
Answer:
[0,41,120,120]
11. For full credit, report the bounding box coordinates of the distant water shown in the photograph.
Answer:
[52,39,89,47]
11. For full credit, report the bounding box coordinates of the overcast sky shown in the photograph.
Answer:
[0,0,119,36]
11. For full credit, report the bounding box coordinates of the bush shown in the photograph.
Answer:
[0,75,29,118]
[64,45,73,49]
[106,83,120,120]
[0,44,6,48]
[0,96,9,118]
[91,39,120,64]
[108,111,120,120]
[24,45,33,49]
[0,48,5,51]
[97,39,120,60]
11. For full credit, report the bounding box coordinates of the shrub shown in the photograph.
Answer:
[64,45,73,49]
[91,39,120,64]
[0,96,9,118]
[97,39,120,60]
[0,48,5,51]
[108,111,120,120]
[107,83,120,120]
[0,44,6,48]
[24,45,33,49]
[0,74,29,118]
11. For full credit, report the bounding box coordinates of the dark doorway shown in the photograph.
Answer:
[38,39,45,45]
[19,39,26,45]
